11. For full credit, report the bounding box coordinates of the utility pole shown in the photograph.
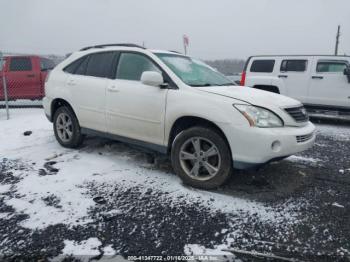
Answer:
[334,25,341,56]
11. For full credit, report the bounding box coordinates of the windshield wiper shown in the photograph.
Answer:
[189,83,213,87]
[217,82,235,86]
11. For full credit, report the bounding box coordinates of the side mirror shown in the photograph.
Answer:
[141,71,166,87]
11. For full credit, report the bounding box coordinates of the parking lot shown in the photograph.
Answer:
[0,109,349,261]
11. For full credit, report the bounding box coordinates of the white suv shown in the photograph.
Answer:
[43,44,315,189]
[241,55,350,120]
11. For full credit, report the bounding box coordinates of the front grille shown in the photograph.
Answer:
[285,106,309,122]
[296,132,314,143]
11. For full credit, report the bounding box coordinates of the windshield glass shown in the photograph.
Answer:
[155,53,234,87]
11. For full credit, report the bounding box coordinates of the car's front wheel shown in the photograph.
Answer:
[171,127,232,189]
[53,106,84,148]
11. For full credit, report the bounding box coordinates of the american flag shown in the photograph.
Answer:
[183,34,189,47]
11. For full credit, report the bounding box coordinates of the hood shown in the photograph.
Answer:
[196,85,301,108]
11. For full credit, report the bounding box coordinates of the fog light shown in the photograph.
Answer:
[271,140,281,152]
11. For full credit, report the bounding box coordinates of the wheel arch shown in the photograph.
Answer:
[51,98,78,121]
[167,116,232,156]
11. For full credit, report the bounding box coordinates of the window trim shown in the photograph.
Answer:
[114,51,177,89]
[249,59,275,73]
[316,60,349,74]
[9,57,32,72]
[280,59,308,73]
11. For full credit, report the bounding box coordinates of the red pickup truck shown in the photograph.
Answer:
[0,55,55,100]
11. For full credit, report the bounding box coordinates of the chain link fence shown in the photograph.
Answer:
[0,51,63,119]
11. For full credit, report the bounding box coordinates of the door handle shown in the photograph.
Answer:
[312,76,324,79]
[278,75,288,78]
[107,85,119,92]
[27,74,35,78]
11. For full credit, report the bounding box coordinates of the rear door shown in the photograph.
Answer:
[278,58,310,103]
[6,57,41,100]
[66,52,117,132]
[308,59,350,108]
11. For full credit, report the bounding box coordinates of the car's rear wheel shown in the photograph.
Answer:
[171,127,232,189]
[53,106,84,148]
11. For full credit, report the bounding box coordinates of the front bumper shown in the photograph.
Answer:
[221,121,316,169]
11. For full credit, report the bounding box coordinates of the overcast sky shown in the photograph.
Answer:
[0,0,349,60]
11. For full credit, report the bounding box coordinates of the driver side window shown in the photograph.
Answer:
[116,53,161,81]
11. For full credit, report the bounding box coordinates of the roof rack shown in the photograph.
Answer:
[80,43,145,51]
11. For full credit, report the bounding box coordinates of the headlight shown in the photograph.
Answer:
[234,104,283,127]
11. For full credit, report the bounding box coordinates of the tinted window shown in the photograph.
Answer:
[317,61,348,73]
[116,53,161,81]
[63,57,85,74]
[280,60,307,72]
[85,52,116,78]
[9,57,32,71]
[40,58,55,71]
[250,60,275,73]
[75,56,90,75]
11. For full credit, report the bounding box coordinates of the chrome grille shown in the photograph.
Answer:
[285,106,309,122]
[296,133,314,143]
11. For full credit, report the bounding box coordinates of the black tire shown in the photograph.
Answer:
[53,106,84,148]
[171,126,232,189]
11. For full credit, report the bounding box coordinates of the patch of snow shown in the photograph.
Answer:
[102,245,116,256]
[332,202,344,208]
[286,155,321,163]
[62,237,101,256]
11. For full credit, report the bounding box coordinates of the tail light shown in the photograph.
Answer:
[240,71,246,86]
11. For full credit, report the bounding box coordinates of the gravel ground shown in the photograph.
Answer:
[0,109,349,262]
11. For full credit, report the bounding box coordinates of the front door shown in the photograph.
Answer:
[106,52,167,145]
[308,59,350,108]
[278,58,310,103]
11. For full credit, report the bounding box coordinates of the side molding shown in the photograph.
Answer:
[81,128,168,154]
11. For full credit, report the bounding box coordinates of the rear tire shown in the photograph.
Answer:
[53,106,84,148]
[171,127,232,189]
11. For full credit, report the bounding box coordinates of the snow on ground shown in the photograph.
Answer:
[286,155,321,163]
[0,109,299,231]
[1,109,349,258]
[316,123,350,141]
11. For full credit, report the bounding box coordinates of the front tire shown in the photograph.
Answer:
[53,106,84,148]
[171,127,232,189]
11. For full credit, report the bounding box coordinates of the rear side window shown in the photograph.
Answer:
[63,57,85,74]
[116,53,161,81]
[75,57,90,75]
[316,61,348,73]
[250,60,275,73]
[9,57,32,71]
[85,52,116,78]
[280,60,307,72]
[40,58,55,71]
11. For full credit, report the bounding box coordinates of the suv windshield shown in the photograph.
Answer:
[155,53,234,87]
